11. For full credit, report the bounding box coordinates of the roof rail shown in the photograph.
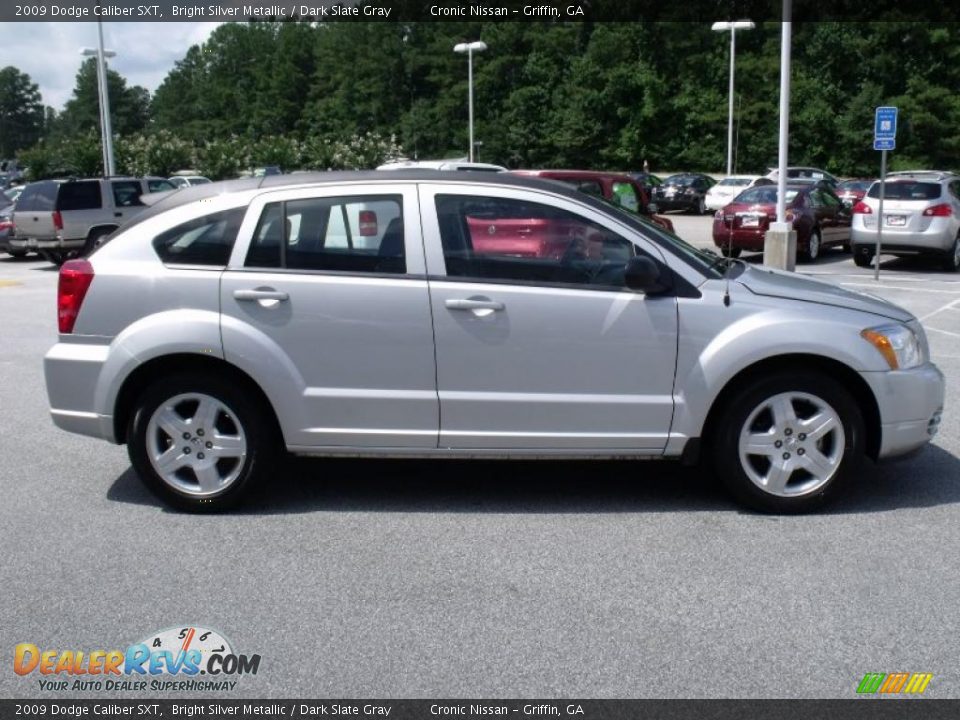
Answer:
[885,170,957,180]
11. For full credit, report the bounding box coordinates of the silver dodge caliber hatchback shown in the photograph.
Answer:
[44,172,945,513]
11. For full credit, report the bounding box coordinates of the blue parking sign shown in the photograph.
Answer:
[874,106,898,141]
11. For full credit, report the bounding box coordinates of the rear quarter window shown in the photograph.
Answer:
[152,208,246,266]
[57,181,103,211]
[16,182,56,211]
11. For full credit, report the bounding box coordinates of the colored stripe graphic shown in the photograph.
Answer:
[904,673,933,694]
[857,673,885,694]
[857,672,932,694]
[879,672,909,693]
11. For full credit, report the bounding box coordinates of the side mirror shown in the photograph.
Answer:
[647,202,659,214]
[624,256,669,293]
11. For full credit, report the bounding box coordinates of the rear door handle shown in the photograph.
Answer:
[114,212,123,217]
[234,289,289,302]
[445,298,504,311]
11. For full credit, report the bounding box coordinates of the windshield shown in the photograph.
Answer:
[734,187,800,204]
[867,181,941,200]
[664,175,695,187]
[718,177,753,187]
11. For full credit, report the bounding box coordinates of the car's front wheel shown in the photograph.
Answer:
[712,371,865,513]
[853,245,873,268]
[127,373,279,512]
[800,229,821,263]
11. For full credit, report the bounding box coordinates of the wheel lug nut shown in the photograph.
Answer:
[182,432,190,439]
[784,428,793,436]
[775,440,783,448]
[798,433,806,441]
[183,447,191,454]
[797,448,805,456]
[197,429,204,437]
[206,441,213,449]
[782,452,790,460]
[197,452,205,460]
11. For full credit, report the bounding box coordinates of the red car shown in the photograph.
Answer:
[509,170,675,233]
[836,179,874,207]
[712,183,852,262]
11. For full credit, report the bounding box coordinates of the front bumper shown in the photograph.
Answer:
[860,362,945,459]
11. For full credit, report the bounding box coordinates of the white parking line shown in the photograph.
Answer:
[838,282,960,295]
[918,297,960,322]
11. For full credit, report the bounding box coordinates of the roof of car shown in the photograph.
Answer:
[126,170,607,230]
[511,169,636,182]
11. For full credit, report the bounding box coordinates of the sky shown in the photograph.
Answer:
[0,22,223,110]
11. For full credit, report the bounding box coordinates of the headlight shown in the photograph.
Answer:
[860,324,923,370]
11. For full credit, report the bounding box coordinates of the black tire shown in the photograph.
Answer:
[853,245,872,268]
[941,235,960,273]
[6,249,27,259]
[695,197,707,215]
[83,228,114,257]
[720,246,742,258]
[41,250,68,266]
[711,370,865,513]
[800,229,821,263]
[127,373,280,512]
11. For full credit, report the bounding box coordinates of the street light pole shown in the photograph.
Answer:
[80,19,116,176]
[453,41,487,162]
[712,21,754,177]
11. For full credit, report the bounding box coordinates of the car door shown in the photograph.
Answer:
[811,188,841,244]
[220,183,438,449]
[418,183,679,452]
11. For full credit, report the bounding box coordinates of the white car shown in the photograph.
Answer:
[168,175,213,189]
[377,158,506,172]
[705,175,773,211]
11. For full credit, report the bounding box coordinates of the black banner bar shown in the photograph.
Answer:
[2,700,960,720]
[3,0,960,23]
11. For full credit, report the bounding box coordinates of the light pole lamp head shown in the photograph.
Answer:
[80,47,117,57]
[454,41,488,54]
[711,21,755,31]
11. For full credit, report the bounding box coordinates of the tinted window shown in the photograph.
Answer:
[112,181,144,207]
[611,182,641,213]
[57,181,102,211]
[16,182,56,211]
[735,187,800,204]
[153,208,245,266]
[245,195,405,274]
[435,194,637,289]
[664,175,695,186]
[559,179,604,198]
[718,178,752,187]
[867,181,942,200]
[837,180,872,191]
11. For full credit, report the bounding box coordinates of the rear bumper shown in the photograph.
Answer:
[10,237,84,250]
[851,217,954,252]
[860,363,945,458]
[44,341,116,442]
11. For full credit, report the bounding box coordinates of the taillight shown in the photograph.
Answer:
[852,201,872,214]
[358,210,378,236]
[52,210,63,231]
[923,203,952,217]
[57,259,94,334]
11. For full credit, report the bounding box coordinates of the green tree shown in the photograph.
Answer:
[58,57,150,139]
[0,66,44,157]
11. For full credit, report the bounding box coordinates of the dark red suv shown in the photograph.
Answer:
[712,183,852,262]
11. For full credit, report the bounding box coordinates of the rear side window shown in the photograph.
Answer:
[112,180,145,207]
[147,179,176,193]
[153,208,245,266]
[16,182,56,211]
[868,182,941,200]
[57,181,102,211]
[244,195,405,274]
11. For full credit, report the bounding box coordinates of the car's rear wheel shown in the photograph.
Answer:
[127,373,279,512]
[800,229,821,263]
[711,371,864,513]
[83,228,114,257]
[942,234,960,272]
[853,245,873,267]
[696,197,707,215]
[41,250,68,266]
[6,249,27,259]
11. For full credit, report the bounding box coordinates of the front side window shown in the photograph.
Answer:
[611,182,641,213]
[434,194,638,289]
[245,195,405,274]
[153,208,245,266]
[148,179,176,193]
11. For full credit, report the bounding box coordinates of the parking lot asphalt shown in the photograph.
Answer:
[1,234,958,699]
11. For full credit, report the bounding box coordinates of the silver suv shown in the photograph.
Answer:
[851,171,960,271]
[11,176,175,264]
[44,172,945,513]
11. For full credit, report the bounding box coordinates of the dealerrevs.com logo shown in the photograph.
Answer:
[14,626,261,692]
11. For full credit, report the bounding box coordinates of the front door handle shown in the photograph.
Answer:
[234,288,289,302]
[445,298,505,311]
